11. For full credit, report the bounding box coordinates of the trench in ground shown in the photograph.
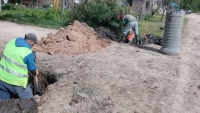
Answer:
[33,70,58,94]
[0,70,58,113]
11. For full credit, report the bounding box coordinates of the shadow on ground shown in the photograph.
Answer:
[131,44,161,53]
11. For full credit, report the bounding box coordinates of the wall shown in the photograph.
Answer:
[132,0,155,16]
[131,0,143,15]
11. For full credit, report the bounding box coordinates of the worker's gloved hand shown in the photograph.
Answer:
[29,69,39,76]
[36,69,39,75]
[28,69,38,84]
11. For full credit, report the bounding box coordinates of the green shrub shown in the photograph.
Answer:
[1,3,15,10]
[144,14,152,21]
[71,0,132,39]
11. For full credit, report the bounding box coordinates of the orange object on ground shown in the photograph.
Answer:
[127,30,135,41]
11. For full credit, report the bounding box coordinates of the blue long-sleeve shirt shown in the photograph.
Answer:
[15,38,36,71]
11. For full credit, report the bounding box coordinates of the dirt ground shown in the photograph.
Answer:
[0,99,38,113]
[0,13,200,113]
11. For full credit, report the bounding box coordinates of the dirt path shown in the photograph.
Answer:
[0,21,58,51]
[0,14,200,113]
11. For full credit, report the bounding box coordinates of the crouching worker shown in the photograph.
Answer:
[119,14,140,45]
[0,33,39,101]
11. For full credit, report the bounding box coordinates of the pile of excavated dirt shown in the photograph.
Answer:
[94,27,117,41]
[140,34,163,46]
[33,20,112,55]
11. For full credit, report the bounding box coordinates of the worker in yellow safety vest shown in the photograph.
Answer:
[0,33,39,101]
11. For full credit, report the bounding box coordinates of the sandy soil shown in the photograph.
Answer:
[33,20,111,55]
[0,13,200,113]
[0,21,57,49]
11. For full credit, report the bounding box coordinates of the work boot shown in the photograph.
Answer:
[119,39,123,43]
[128,39,133,44]
[135,35,140,45]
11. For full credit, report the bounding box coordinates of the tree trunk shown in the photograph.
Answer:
[161,9,165,21]
[139,6,142,21]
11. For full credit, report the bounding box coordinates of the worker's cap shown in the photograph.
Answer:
[25,33,39,44]
[119,14,124,20]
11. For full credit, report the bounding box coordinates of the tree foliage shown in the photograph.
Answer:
[155,0,180,21]
[180,0,200,11]
[126,0,132,6]
[71,0,132,38]
[72,0,131,27]
[157,0,200,12]
[156,0,180,10]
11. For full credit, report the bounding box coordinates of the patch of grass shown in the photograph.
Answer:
[74,84,96,96]
[0,6,71,29]
[139,15,165,38]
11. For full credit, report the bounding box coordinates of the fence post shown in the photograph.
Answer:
[62,0,64,17]
[0,0,1,12]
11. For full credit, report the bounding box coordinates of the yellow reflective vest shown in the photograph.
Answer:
[0,39,32,88]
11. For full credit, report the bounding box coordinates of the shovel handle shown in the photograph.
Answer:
[35,75,39,87]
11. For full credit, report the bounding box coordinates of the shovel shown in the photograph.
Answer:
[34,74,43,96]
[32,51,43,96]
[28,70,43,96]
